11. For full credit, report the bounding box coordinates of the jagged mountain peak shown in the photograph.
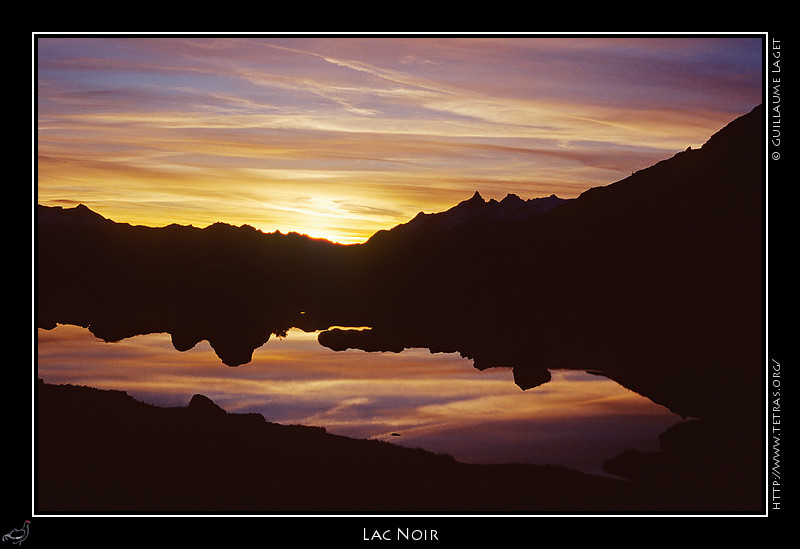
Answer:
[453,190,487,212]
[37,203,112,226]
[368,191,570,243]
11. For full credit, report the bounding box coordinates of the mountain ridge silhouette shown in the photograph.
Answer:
[366,190,570,243]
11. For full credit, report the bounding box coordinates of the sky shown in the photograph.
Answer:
[35,33,764,244]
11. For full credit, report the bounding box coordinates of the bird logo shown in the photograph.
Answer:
[2,521,29,545]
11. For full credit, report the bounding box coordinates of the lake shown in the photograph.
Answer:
[36,324,683,477]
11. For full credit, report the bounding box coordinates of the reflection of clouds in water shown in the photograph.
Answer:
[36,324,681,474]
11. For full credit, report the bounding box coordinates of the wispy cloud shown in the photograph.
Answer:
[36,34,763,243]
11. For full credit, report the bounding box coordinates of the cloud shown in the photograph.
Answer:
[36,35,763,242]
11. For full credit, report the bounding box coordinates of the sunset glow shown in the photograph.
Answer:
[36,34,763,243]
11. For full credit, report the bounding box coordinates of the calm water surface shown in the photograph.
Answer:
[36,324,682,476]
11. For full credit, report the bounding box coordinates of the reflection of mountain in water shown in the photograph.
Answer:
[37,105,763,424]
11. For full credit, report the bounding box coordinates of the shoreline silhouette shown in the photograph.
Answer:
[35,380,762,514]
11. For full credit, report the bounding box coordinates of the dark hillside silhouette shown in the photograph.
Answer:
[36,380,631,513]
[35,380,758,513]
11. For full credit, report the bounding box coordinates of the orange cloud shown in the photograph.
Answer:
[36,35,763,243]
